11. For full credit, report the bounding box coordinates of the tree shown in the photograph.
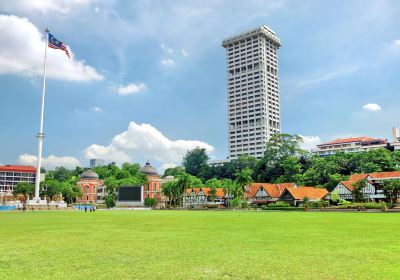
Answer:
[104,191,117,209]
[301,156,341,186]
[325,174,348,192]
[53,167,73,182]
[256,134,305,182]
[60,181,82,204]
[182,147,209,177]
[12,182,34,201]
[221,179,243,207]
[205,178,222,202]
[163,166,185,177]
[351,179,366,202]
[383,179,400,205]
[176,173,203,205]
[222,156,258,180]
[235,167,253,195]
[41,179,62,201]
[161,180,180,206]
[275,156,302,183]
[348,149,396,174]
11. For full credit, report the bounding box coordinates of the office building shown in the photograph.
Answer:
[0,165,44,201]
[89,159,104,168]
[222,25,281,159]
[392,127,400,151]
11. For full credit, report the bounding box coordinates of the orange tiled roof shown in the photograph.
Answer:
[185,187,225,197]
[340,181,355,191]
[215,188,225,197]
[348,173,369,181]
[369,171,400,179]
[246,184,263,198]
[317,136,382,146]
[285,186,328,200]
[348,171,400,181]
[249,183,296,198]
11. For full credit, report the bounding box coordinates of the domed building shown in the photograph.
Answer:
[141,161,161,203]
[76,169,105,204]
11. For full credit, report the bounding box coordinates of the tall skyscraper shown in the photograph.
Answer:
[222,25,281,159]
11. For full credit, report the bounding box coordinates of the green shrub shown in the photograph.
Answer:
[241,201,250,208]
[144,197,157,207]
[230,198,242,208]
[262,206,304,211]
[268,202,290,208]
[306,200,329,208]
[335,202,386,210]
[338,199,351,206]
[207,204,218,209]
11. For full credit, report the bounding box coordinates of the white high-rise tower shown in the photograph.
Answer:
[222,26,281,159]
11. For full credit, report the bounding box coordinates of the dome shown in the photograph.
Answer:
[140,161,158,176]
[80,169,99,180]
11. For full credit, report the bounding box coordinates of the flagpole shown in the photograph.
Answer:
[34,28,49,202]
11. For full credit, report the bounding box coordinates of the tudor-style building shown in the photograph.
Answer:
[331,171,400,202]
[182,188,225,207]
[331,180,376,201]
[247,183,296,205]
[279,186,329,206]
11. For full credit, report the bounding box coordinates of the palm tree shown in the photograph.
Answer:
[235,167,253,199]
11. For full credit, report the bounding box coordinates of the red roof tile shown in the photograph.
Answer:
[348,171,400,181]
[215,188,225,197]
[0,165,36,173]
[249,183,296,199]
[185,187,225,198]
[246,184,262,198]
[317,136,384,146]
[340,181,355,191]
[284,186,328,200]
[348,173,369,181]
[369,171,400,179]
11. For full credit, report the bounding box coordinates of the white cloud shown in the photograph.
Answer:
[0,0,92,14]
[299,135,321,151]
[18,154,80,170]
[84,121,214,168]
[161,43,174,54]
[161,163,178,172]
[181,49,189,57]
[295,65,359,88]
[116,82,147,95]
[161,59,175,67]
[363,103,382,112]
[395,39,400,46]
[0,15,103,81]
[90,106,103,113]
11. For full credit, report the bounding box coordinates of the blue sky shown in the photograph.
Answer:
[0,0,399,170]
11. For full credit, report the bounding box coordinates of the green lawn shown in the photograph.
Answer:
[0,210,399,280]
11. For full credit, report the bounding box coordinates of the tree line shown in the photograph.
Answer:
[165,134,400,192]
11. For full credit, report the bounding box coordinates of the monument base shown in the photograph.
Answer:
[26,199,48,206]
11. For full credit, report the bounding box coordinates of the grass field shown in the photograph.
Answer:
[0,210,399,280]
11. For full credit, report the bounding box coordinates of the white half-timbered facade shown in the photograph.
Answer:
[331,180,376,201]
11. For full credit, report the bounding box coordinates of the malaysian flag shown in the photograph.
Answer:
[48,33,70,58]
